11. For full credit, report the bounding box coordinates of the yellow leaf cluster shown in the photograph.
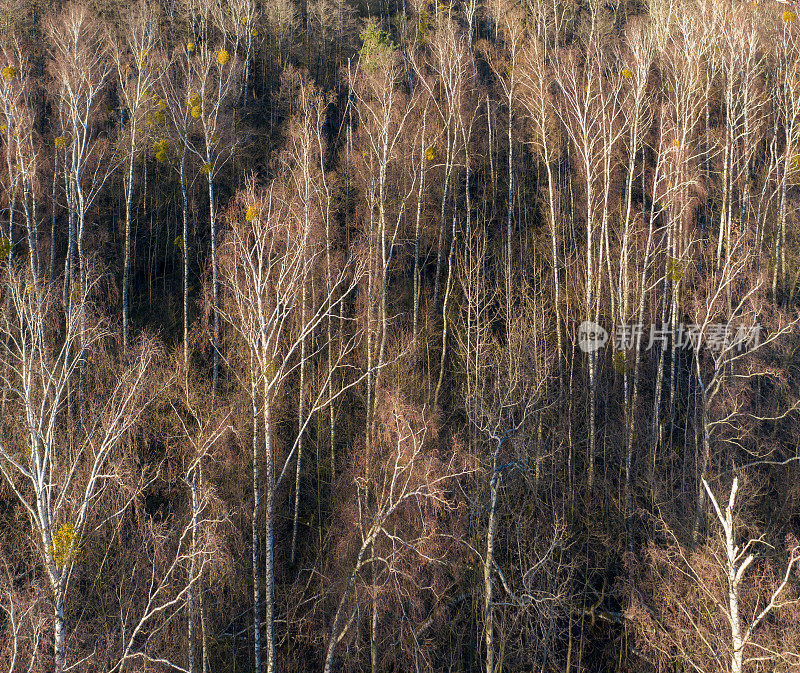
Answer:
[216,49,230,66]
[666,258,686,282]
[49,523,80,570]
[69,283,82,302]
[154,138,169,163]
[612,350,628,374]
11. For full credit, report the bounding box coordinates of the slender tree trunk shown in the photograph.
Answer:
[323,525,379,673]
[433,126,452,308]
[53,581,66,673]
[188,469,199,673]
[325,199,336,487]
[200,585,209,673]
[122,141,136,355]
[506,93,514,317]
[371,545,378,673]
[693,355,712,539]
[484,439,502,673]
[181,153,190,376]
[413,109,428,345]
[585,169,596,492]
[263,393,276,673]
[251,368,262,673]
[487,94,495,195]
[208,169,220,399]
[50,157,58,282]
[291,283,308,565]
[434,214,456,406]
[544,155,562,371]
[773,144,789,303]
[76,182,87,426]
[19,170,38,283]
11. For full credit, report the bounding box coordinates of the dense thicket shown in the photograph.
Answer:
[1,0,800,671]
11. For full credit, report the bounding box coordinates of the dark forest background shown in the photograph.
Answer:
[1,0,800,671]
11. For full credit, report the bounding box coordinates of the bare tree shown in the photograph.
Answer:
[0,563,46,673]
[109,0,160,354]
[351,24,419,449]
[48,4,119,422]
[683,233,798,535]
[553,42,626,492]
[0,266,159,672]
[455,226,552,673]
[161,24,242,397]
[0,38,39,282]
[48,4,116,303]
[171,384,231,673]
[322,393,470,673]
[110,397,228,673]
[219,180,362,673]
[631,476,800,673]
